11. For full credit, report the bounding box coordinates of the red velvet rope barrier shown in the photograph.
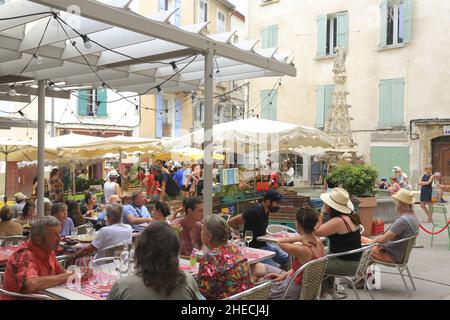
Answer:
[419,220,450,235]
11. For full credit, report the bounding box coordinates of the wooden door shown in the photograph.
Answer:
[432,136,450,184]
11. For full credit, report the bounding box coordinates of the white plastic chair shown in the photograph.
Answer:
[0,235,26,247]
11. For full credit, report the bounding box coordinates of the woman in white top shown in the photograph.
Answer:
[284,160,295,187]
[104,170,122,204]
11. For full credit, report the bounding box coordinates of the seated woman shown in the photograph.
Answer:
[108,222,203,300]
[198,215,253,300]
[315,188,362,300]
[389,177,401,196]
[251,207,324,300]
[0,206,23,236]
[152,201,171,223]
[17,202,37,224]
[362,188,419,263]
[67,201,85,227]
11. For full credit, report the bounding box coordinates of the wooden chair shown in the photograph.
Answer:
[0,272,53,300]
[223,280,272,300]
[369,234,418,297]
[283,255,329,300]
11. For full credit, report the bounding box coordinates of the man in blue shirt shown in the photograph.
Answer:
[122,192,153,232]
[173,165,185,190]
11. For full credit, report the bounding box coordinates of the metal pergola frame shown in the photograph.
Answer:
[0,0,296,216]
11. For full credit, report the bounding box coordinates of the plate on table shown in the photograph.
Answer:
[76,234,95,243]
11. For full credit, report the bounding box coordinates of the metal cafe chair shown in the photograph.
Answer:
[0,271,53,300]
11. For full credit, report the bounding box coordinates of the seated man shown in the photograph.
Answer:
[171,197,204,257]
[228,190,289,267]
[69,204,132,261]
[362,189,419,263]
[434,172,449,203]
[97,195,122,223]
[123,192,153,232]
[1,216,73,299]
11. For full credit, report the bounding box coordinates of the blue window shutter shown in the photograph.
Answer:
[78,90,88,116]
[174,0,181,27]
[156,95,163,138]
[158,0,165,12]
[96,89,107,117]
[261,27,269,49]
[379,78,405,128]
[315,86,325,128]
[324,85,335,124]
[380,0,388,47]
[175,98,182,137]
[403,0,412,44]
[269,25,278,47]
[337,12,348,49]
[316,15,327,57]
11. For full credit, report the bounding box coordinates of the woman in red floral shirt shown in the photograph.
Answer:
[198,215,253,300]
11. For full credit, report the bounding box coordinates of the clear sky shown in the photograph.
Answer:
[229,0,248,15]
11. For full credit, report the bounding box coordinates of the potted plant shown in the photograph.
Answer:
[326,164,379,236]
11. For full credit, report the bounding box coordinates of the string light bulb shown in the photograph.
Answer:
[33,53,43,65]
[170,62,179,73]
[156,86,162,94]
[81,34,92,49]
[18,110,25,117]
[8,86,17,96]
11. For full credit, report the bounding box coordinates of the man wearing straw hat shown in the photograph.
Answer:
[362,189,419,263]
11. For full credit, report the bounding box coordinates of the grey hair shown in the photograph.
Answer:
[397,201,413,212]
[106,203,123,222]
[131,191,141,202]
[30,216,61,240]
[203,214,230,244]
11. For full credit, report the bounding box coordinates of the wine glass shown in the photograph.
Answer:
[244,230,253,253]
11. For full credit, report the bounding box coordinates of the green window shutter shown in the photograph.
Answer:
[270,91,278,120]
[370,146,410,179]
[315,86,325,128]
[379,78,405,128]
[78,90,88,116]
[324,84,335,123]
[380,0,388,47]
[403,0,412,44]
[96,89,107,117]
[261,27,269,49]
[269,25,278,47]
[260,90,277,121]
[316,15,327,57]
[336,12,348,49]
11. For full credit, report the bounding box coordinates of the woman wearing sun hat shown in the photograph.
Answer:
[314,187,362,299]
[363,188,419,264]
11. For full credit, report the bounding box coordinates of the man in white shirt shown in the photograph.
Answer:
[393,166,412,190]
[69,203,132,261]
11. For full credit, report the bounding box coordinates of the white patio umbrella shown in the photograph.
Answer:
[163,118,334,151]
[0,137,35,201]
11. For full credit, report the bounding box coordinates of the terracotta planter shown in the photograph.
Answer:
[357,197,377,237]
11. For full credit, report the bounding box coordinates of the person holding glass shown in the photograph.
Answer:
[228,190,289,267]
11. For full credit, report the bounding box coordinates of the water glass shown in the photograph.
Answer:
[99,271,110,287]
[71,229,78,239]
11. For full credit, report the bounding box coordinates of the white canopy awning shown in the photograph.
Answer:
[0,0,295,96]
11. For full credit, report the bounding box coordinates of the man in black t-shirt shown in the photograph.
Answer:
[229,190,289,267]
[150,165,180,200]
